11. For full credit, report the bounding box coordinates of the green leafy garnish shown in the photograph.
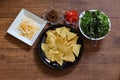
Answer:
[80,10,110,38]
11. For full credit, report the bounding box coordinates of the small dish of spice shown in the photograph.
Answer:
[45,10,58,24]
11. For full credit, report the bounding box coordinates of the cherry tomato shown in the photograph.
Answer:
[64,10,78,23]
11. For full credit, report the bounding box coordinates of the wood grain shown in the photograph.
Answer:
[0,0,120,80]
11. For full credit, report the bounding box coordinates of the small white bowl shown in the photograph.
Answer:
[78,10,111,40]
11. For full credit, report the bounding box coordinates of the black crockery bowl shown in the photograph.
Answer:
[37,24,83,69]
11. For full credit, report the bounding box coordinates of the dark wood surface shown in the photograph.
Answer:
[0,0,120,80]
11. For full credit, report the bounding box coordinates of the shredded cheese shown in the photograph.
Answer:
[18,17,39,39]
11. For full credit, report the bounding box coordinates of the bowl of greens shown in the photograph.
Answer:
[79,10,111,40]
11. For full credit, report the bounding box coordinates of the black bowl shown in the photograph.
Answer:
[37,24,84,69]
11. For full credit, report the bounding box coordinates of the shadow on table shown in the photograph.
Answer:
[4,33,31,51]
[33,49,77,77]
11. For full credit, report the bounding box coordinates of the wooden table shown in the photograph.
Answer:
[0,0,120,80]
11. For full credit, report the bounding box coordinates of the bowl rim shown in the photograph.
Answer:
[78,9,111,40]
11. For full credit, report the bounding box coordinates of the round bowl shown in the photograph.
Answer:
[79,10,111,40]
[37,24,83,69]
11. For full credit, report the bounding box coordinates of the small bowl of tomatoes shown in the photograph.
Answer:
[64,10,79,25]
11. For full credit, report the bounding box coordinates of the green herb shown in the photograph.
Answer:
[80,10,109,38]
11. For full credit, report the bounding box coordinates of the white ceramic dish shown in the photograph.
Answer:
[79,10,111,40]
[7,9,47,46]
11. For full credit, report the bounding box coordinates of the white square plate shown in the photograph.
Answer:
[7,9,47,46]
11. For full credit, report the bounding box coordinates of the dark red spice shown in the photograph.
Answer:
[45,10,58,23]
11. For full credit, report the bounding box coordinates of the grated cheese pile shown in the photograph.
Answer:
[18,17,39,39]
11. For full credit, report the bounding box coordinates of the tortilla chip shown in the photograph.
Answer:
[41,43,48,53]
[66,36,78,46]
[63,52,75,62]
[72,44,81,57]
[56,27,67,38]
[66,31,77,41]
[53,53,64,66]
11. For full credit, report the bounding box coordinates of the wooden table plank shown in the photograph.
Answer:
[0,0,120,80]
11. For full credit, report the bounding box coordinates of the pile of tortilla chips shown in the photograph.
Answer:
[41,26,81,66]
